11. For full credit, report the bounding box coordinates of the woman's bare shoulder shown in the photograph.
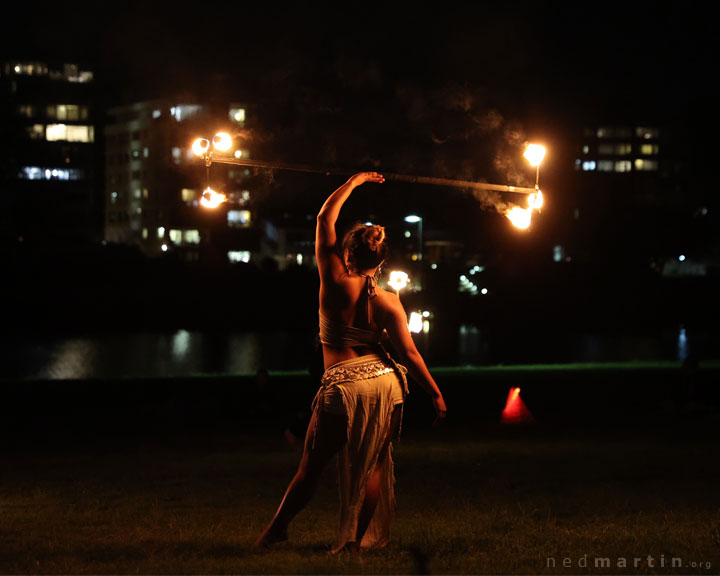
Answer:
[373,286,403,314]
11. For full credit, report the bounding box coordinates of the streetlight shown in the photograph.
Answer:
[404,215,423,262]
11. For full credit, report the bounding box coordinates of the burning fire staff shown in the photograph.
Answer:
[254,172,447,552]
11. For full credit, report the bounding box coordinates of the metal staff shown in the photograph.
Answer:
[204,155,538,195]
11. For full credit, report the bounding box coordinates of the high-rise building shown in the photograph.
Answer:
[104,99,264,263]
[0,61,102,245]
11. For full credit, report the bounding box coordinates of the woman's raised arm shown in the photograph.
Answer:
[315,172,384,280]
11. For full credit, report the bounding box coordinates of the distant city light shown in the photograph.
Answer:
[679,254,686,262]
[408,312,423,334]
[161,244,168,252]
[481,288,488,295]
[404,215,421,223]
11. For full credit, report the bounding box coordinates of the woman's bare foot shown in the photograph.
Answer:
[253,525,288,549]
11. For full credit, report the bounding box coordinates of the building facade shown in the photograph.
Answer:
[0,61,101,245]
[104,99,266,263]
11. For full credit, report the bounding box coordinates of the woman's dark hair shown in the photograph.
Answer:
[342,222,389,272]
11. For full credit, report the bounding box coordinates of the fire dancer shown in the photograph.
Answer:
[254,172,447,552]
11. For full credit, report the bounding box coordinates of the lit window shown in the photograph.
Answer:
[634,159,658,171]
[582,145,589,154]
[170,105,202,122]
[227,210,251,228]
[181,188,197,202]
[230,107,246,123]
[635,127,659,139]
[172,147,182,165]
[582,161,596,171]
[142,228,148,239]
[169,229,182,243]
[614,161,632,173]
[18,166,85,180]
[598,161,614,172]
[26,124,44,140]
[17,105,35,118]
[11,62,48,76]
[110,192,118,204]
[183,230,200,244]
[639,143,659,155]
[615,143,631,155]
[152,109,162,119]
[157,227,165,239]
[553,245,565,262]
[597,126,631,139]
[45,124,93,142]
[228,250,251,263]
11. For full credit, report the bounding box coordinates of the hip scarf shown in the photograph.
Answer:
[310,350,409,551]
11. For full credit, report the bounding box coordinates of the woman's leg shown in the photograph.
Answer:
[353,403,404,547]
[254,408,347,547]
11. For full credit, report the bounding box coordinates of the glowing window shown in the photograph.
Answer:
[598,161,614,172]
[227,210,251,228]
[17,105,35,118]
[616,143,631,155]
[614,161,632,173]
[170,105,202,122]
[597,126,631,139]
[45,124,94,142]
[172,147,182,165]
[582,161,596,171]
[27,124,45,140]
[169,229,182,243]
[634,159,658,171]
[635,127,659,139]
[230,107,246,123]
[640,143,659,155]
[228,251,251,263]
[181,188,197,202]
[183,230,200,244]
[18,166,84,180]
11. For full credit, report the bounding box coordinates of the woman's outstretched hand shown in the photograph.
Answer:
[348,172,385,186]
[432,394,447,427]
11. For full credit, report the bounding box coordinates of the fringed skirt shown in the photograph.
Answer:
[310,352,408,551]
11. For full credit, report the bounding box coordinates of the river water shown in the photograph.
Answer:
[0,325,701,381]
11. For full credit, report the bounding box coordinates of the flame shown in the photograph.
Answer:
[528,190,544,210]
[212,132,233,152]
[200,187,227,208]
[506,206,532,229]
[388,270,409,292]
[192,138,210,157]
[523,144,546,167]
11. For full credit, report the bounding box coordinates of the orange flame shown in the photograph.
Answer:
[506,206,532,229]
[506,189,544,229]
[200,187,227,208]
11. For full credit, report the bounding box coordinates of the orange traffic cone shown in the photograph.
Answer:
[501,386,534,424]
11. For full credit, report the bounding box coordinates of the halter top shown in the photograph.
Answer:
[319,274,383,348]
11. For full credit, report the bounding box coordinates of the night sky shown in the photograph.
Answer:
[3,2,713,222]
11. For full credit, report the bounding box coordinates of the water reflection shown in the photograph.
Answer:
[0,324,709,381]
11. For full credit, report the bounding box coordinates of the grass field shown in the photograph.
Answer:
[1,411,719,575]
